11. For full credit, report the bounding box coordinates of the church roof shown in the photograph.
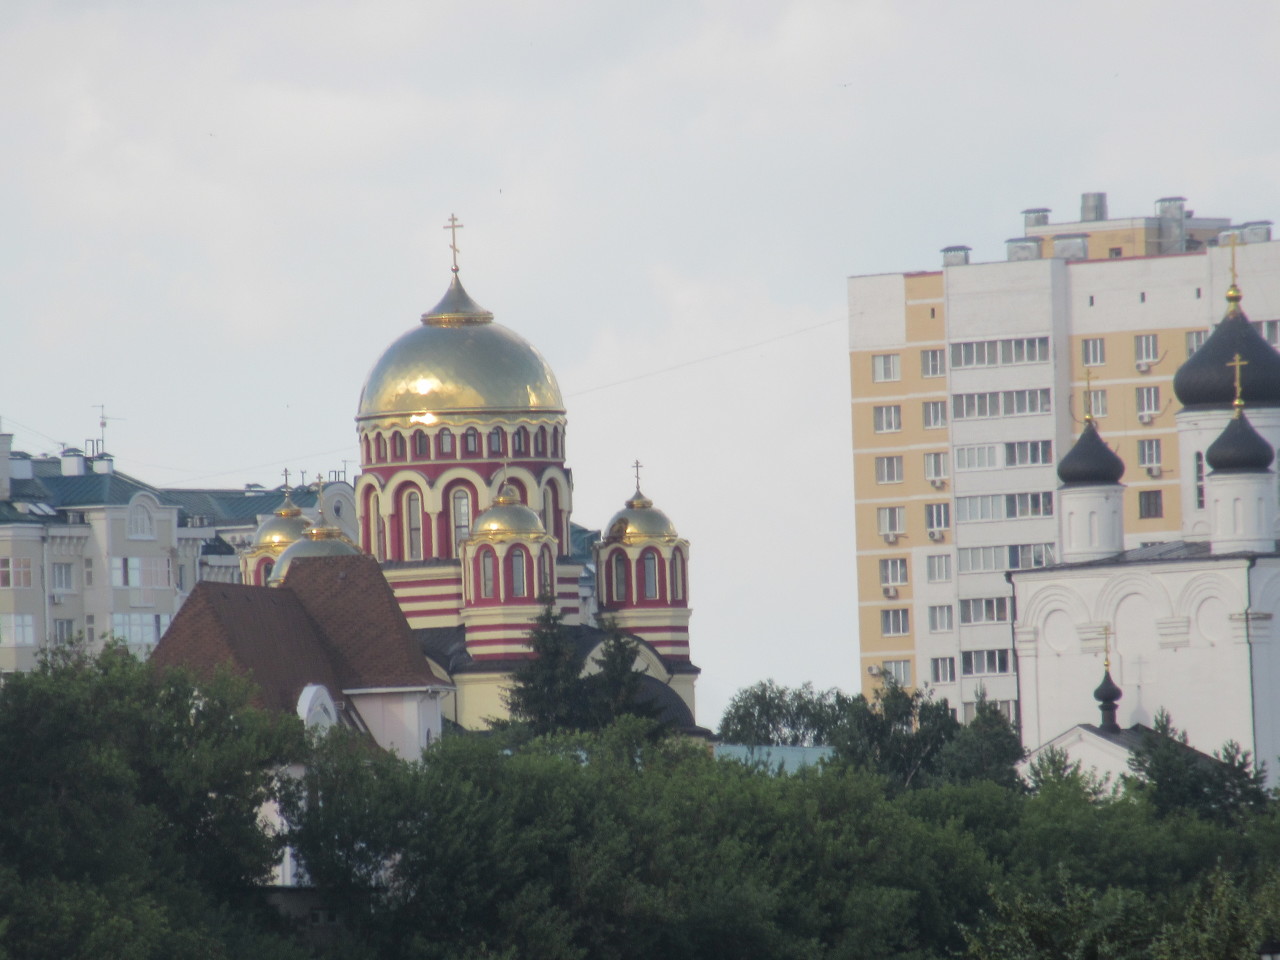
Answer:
[1010,539,1280,576]
[1173,285,1280,409]
[1206,411,1275,473]
[153,554,450,716]
[1056,420,1125,485]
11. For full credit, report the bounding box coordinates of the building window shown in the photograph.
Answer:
[479,550,495,599]
[882,659,911,685]
[551,428,562,458]
[84,558,93,587]
[413,431,429,457]
[873,405,902,433]
[0,558,33,588]
[0,614,35,646]
[959,598,1011,625]
[961,649,1010,675]
[1195,451,1206,508]
[999,337,1050,364]
[1135,334,1159,363]
[1254,319,1280,346]
[670,550,686,601]
[957,546,1003,573]
[953,389,1051,419]
[951,340,1000,368]
[926,554,951,582]
[611,552,628,603]
[375,435,388,462]
[1001,389,1052,416]
[642,552,659,599]
[1138,439,1162,467]
[921,349,945,378]
[438,429,455,456]
[952,392,999,420]
[534,428,547,456]
[405,491,423,561]
[928,606,954,632]
[1139,490,1164,519]
[464,428,480,455]
[951,338,1049,367]
[1085,389,1108,418]
[513,428,528,455]
[540,549,553,598]
[1186,330,1209,357]
[53,619,75,643]
[392,433,406,459]
[1008,543,1055,569]
[511,548,528,598]
[127,503,155,539]
[923,452,949,481]
[1109,247,1122,258]
[872,354,900,382]
[955,495,1003,522]
[451,489,471,554]
[963,699,1018,724]
[879,558,908,586]
[875,456,903,484]
[922,401,947,429]
[1082,338,1105,366]
[488,428,504,455]
[880,609,909,636]
[110,613,170,646]
[876,507,905,536]
[1137,386,1160,417]
[955,444,998,471]
[1006,491,1053,519]
[930,656,956,683]
[52,562,74,592]
[1005,440,1053,467]
[925,502,950,531]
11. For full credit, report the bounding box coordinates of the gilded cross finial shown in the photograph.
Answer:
[632,459,643,490]
[443,213,464,273]
[1082,367,1094,423]
[1102,623,1112,671]
[281,468,291,489]
[1228,352,1248,418]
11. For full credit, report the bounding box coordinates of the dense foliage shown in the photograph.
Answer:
[0,643,307,959]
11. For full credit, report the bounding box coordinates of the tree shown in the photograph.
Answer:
[936,695,1025,790]
[0,642,307,959]
[717,680,847,746]
[830,679,961,790]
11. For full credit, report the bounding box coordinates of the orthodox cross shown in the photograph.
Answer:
[1228,352,1248,418]
[1082,367,1094,422]
[281,468,291,489]
[443,213,464,273]
[1101,623,1112,671]
[632,459,643,489]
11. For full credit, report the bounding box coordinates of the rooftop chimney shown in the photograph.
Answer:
[941,245,971,267]
[60,447,86,477]
[91,454,115,475]
[1021,207,1051,230]
[1081,192,1108,222]
[1053,233,1089,261]
[1006,237,1044,261]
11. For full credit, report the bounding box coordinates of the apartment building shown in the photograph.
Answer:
[847,192,1280,719]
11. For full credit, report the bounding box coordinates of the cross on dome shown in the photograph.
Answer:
[443,213,464,273]
[1228,352,1248,418]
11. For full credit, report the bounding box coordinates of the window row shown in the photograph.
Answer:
[881,554,961,588]
[952,389,1051,420]
[0,558,33,588]
[873,402,949,433]
[605,549,688,606]
[955,491,1053,522]
[956,543,1056,573]
[961,648,1011,674]
[951,337,1049,369]
[873,454,951,484]
[953,441,1054,472]
[1078,387,1163,420]
[473,546,554,602]
[363,425,563,465]
[111,613,171,646]
[959,597,1010,625]
[111,557,171,588]
[875,504,951,535]
[1080,334,1162,367]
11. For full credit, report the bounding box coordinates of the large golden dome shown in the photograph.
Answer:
[251,491,312,550]
[603,488,681,544]
[357,274,564,422]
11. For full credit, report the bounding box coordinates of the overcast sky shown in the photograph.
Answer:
[4,1,1279,726]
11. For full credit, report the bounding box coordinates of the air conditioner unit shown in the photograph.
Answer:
[866,665,882,677]
[928,529,944,541]
[882,586,898,599]
[50,594,64,605]
[1138,412,1153,424]
[1146,465,1162,478]
[929,478,947,489]
[1136,361,1151,373]
[882,532,898,544]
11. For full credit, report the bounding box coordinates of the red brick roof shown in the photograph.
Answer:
[153,554,449,716]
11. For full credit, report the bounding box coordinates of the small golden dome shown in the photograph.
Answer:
[268,525,360,586]
[602,488,680,544]
[356,274,564,422]
[470,482,546,540]
[251,490,312,549]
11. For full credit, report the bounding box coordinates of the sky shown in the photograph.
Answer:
[4,0,1280,726]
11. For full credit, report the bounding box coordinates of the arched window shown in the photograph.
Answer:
[438,429,455,457]
[542,488,554,538]
[510,547,528,598]
[534,427,546,456]
[464,428,480,456]
[412,431,429,458]
[642,551,659,600]
[488,427,504,455]
[611,552,628,604]
[551,427,561,458]
[362,435,372,464]
[480,549,495,599]
[259,559,274,586]
[405,491,423,561]
[670,550,685,601]
[538,548,552,598]
[127,502,154,539]
[513,427,528,456]
[376,434,388,462]
[392,432,406,460]
[373,494,386,560]
[452,488,471,555]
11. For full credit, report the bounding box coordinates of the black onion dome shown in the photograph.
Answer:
[1093,669,1122,706]
[1057,420,1125,485]
[1173,288,1280,408]
[1206,412,1275,473]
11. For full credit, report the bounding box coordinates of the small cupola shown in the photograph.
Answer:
[1057,420,1125,486]
[1093,662,1123,734]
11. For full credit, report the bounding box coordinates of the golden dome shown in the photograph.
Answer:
[251,490,312,550]
[470,483,546,540]
[602,488,680,544]
[267,525,360,586]
[356,274,564,422]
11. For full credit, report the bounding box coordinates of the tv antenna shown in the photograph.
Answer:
[87,404,125,456]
